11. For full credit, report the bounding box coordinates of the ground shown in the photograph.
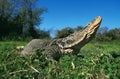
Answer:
[0,40,120,79]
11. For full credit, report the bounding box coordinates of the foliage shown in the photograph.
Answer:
[55,26,120,42]
[97,26,108,34]
[55,26,83,38]
[74,26,84,32]
[106,28,120,40]
[0,0,49,40]
[95,34,112,42]
[55,27,74,38]
[94,27,110,42]
[0,40,120,78]
[95,27,120,42]
[35,30,50,39]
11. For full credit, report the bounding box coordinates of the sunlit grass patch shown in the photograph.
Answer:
[0,40,120,78]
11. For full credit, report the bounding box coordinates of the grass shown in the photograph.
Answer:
[0,40,120,79]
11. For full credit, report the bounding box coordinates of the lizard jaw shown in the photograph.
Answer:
[60,16,102,49]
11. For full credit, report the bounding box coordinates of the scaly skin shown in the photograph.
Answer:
[21,16,102,60]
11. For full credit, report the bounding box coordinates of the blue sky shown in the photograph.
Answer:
[38,0,120,36]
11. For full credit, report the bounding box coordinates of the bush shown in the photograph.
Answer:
[55,26,83,38]
[95,27,120,42]
[95,34,112,42]
[55,27,74,38]
[106,28,120,40]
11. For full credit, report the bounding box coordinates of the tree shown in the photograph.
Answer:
[19,0,45,38]
[0,0,14,37]
[74,26,84,32]
[55,26,84,38]
[55,27,74,38]
[0,0,47,40]
[106,28,120,40]
[95,26,111,42]
[97,26,108,34]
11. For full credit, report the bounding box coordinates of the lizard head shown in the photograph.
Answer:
[60,16,102,53]
[85,16,102,39]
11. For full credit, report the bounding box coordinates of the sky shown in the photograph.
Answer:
[38,0,120,36]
